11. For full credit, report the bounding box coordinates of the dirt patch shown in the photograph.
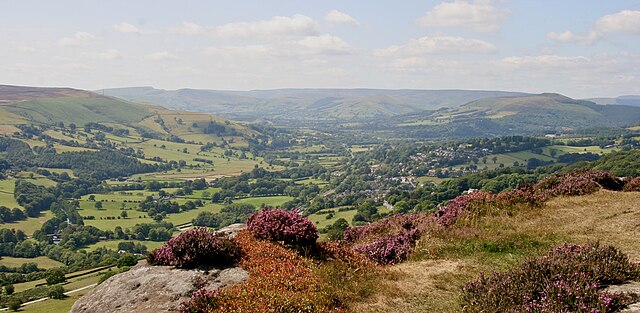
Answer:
[353,260,468,313]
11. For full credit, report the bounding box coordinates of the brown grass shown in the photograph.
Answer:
[354,190,640,312]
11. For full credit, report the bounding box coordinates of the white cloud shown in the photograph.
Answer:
[297,34,351,54]
[90,49,123,60]
[214,14,318,39]
[169,22,205,35]
[57,32,96,47]
[549,10,640,44]
[419,0,510,32]
[144,52,178,61]
[375,35,496,57]
[325,10,360,26]
[205,45,275,58]
[500,55,590,68]
[113,22,143,34]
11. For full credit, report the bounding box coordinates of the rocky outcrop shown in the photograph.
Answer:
[70,262,248,313]
[606,282,640,313]
[70,224,249,313]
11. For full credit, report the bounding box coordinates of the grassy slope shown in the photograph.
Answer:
[355,190,640,312]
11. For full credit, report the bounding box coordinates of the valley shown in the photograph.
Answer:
[0,84,639,312]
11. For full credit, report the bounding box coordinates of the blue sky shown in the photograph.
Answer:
[1,0,639,98]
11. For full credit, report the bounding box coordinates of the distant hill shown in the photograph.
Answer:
[102,87,527,120]
[587,95,640,107]
[396,93,640,138]
[0,85,256,140]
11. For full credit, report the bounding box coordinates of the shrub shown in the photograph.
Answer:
[247,208,318,246]
[148,228,240,269]
[117,254,138,268]
[4,283,14,295]
[7,298,21,311]
[462,243,640,313]
[623,176,640,191]
[354,229,419,264]
[534,170,624,197]
[45,268,66,285]
[179,230,378,313]
[48,285,66,299]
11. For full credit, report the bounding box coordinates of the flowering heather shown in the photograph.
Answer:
[179,230,376,312]
[247,208,318,246]
[343,212,430,244]
[534,170,623,197]
[354,229,419,265]
[623,176,640,191]
[462,243,640,313]
[147,228,240,269]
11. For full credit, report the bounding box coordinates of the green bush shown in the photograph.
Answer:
[48,285,66,299]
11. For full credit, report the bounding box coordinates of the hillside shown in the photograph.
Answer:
[102,87,527,120]
[0,85,257,140]
[397,93,640,137]
[355,190,640,312]
[588,95,640,107]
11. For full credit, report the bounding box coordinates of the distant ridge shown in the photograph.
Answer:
[102,87,529,120]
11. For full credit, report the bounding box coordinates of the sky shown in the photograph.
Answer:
[1,0,639,98]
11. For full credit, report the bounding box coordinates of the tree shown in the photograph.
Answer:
[4,283,14,295]
[94,201,103,209]
[7,298,21,311]
[48,285,66,299]
[491,156,498,164]
[46,268,66,285]
[120,211,128,219]
[117,254,138,268]
[88,195,96,201]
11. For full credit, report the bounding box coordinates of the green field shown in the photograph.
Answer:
[308,207,358,229]
[0,178,22,208]
[0,256,64,269]
[84,240,164,252]
[234,196,293,208]
[6,211,54,235]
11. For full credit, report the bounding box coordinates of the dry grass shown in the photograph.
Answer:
[355,190,640,312]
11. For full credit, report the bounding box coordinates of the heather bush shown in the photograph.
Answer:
[623,176,640,191]
[462,243,640,313]
[247,208,318,246]
[344,212,430,244]
[147,228,240,269]
[534,170,624,197]
[354,229,419,265]
[179,230,379,312]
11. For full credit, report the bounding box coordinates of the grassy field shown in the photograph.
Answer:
[416,176,451,185]
[20,287,92,313]
[0,256,64,269]
[308,207,358,229]
[294,178,329,186]
[234,196,293,208]
[0,178,22,208]
[308,206,393,230]
[84,240,164,252]
[6,211,54,235]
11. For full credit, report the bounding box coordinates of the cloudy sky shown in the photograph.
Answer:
[1,0,639,98]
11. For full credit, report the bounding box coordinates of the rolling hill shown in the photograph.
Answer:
[0,85,257,140]
[394,93,640,138]
[102,87,527,120]
[587,95,640,107]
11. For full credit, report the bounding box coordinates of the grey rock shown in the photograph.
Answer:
[605,281,640,313]
[70,262,248,313]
